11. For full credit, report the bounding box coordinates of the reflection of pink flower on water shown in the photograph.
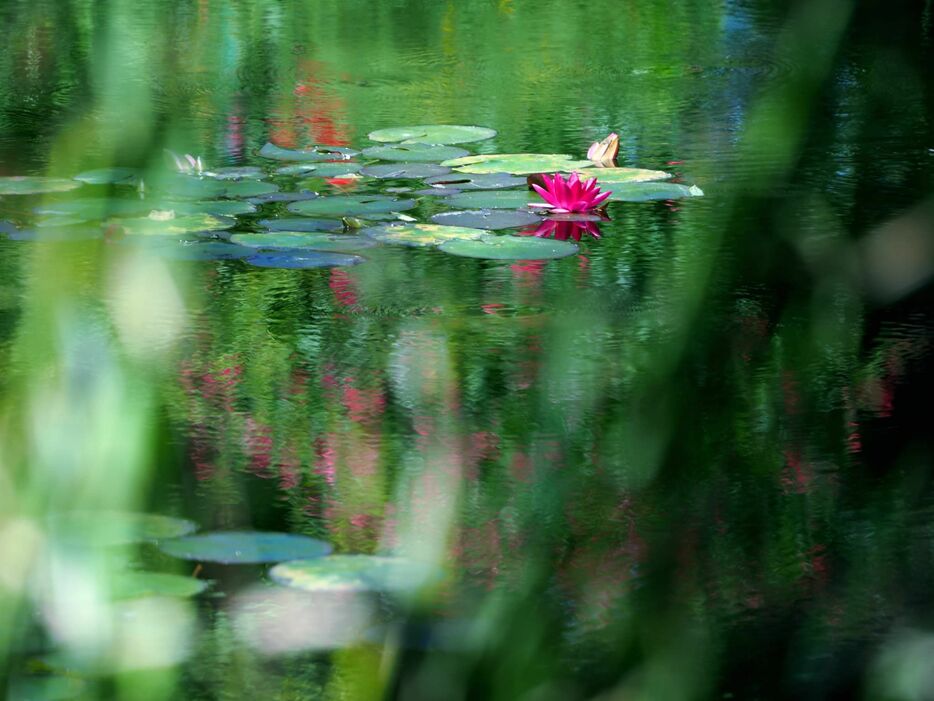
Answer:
[521,218,602,242]
[530,172,611,213]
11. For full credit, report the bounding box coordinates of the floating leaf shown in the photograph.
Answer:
[222,180,279,198]
[74,167,140,185]
[439,233,579,260]
[153,174,227,199]
[361,144,468,163]
[35,198,255,219]
[578,166,671,184]
[430,209,540,230]
[446,190,537,209]
[259,217,343,232]
[607,182,704,201]
[288,195,415,218]
[423,172,527,190]
[412,187,462,197]
[111,571,209,599]
[294,162,363,177]
[5,225,104,242]
[231,232,376,252]
[247,191,319,204]
[159,531,332,564]
[34,215,88,228]
[0,177,82,195]
[363,223,487,248]
[275,164,320,176]
[368,125,496,145]
[127,240,254,261]
[115,214,236,236]
[179,200,258,216]
[441,154,594,175]
[204,166,264,180]
[359,163,451,179]
[259,143,359,161]
[270,555,438,593]
[246,252,366,269]
[49,511,198,547]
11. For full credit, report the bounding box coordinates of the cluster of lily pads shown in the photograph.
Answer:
[0,124,703,267]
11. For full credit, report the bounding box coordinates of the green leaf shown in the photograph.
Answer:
[230,232,376,252]
[111,571,209,599]
[440,153,594,175]
[363,223,488,247]
[359,163,451,179]
[361,144,468,162]
[0,177,83,195]
[581,166,671,184]
[74,168,140,185]
[439,233,579,260]
[446,190,537,209]
[48,511,198,547]
[288,195,416,218]
[270,555,438,593]
[159,531,332,564]
[367,124,496,145]
[430,209,540,230]
[259,143,359,161]
[606,182,704,201]
[114,213,236,236]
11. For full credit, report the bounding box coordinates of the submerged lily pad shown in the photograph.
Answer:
[430,209,540,230]
[446,190,537,209]
[359,163,451,179]
[130,240,254,261]
[423,172,527,190]
[361,144,468,163]
[579,166,671,184]
[111,571,209,599]
[439,234,579,260]
[49,511,198,547]
[115,214,236,236]
[368,125,496,145]
[159,531,332,564]
[154,174,227,198]
[231,232,376,251]
[270,555,438,593]
[607,182,705,201]
[74,167,140,185]
[288,195,415,218]
[363,223,487,248]
[441,154,594,175]
[259,143,359,162]
[0,177,82,195]
[259,217,343,232]
[246,251,366,269]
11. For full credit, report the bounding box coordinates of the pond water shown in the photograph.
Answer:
[1,1,933,699]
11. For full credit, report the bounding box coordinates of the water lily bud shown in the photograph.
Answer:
[587,132,620,166]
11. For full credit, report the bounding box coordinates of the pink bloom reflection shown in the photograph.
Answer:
[521,218,602,242]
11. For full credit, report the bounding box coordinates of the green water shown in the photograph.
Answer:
[1,1,933,699]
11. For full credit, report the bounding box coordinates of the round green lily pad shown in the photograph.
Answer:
[74,167,140,185]
[49,511,198,547]
[430,209,540,230]
[361,144,468,163]
[111,571,210,599]
[259,143,359,161]
[359,163,451,179]
[0,177,83,195]
[293,162,363,178]
[247,191,319,204]
[159,531,332,564]
[368,125,496,145]
[579,167,671,184]
[446,190,537,209]
[606,182,704,201]
[154,174,227,198]
[247,251,365,269]
[288,195,415,218]
[115,213,236,236]
[259,217,342,232]
[222,180,279,198]
[363,223,488,248]
[176,199,258,216]
[204,166,264,180]
[441,153,594,175]
[439,234,579,260]
[270,555,438,593]
[231,232,376,251]
[423,172,527,190]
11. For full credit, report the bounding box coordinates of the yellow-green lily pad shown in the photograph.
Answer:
[270,555,438,593]
[581,167,672,184]
[607,182,704,201]
[439,233,579,260]
[368,124,496,145]
[361,144,468,163]
[115,213,236,236]
[111,571,210,599]
[288,195,415,218]
[0,177,83,195]
[440,154,594,175]
[230,232,376,251]
[363,223,488,247]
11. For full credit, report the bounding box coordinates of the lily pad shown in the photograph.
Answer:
[270,555,438,593]
[430,209,540,230]
[259,217,343,232]
[220,180,278,198]
[154,174,227,198]
[607,183,704,201]
[441,154,594,175]
[34,215,88,228]
[359,163,451,179]
[259,143,359,162]
[296,162,363,177]
[231,232,376,252]
[35,198,255,219]
[288,195,415,218]
[412,187,462,197]
[111,571,210,599]
[0,177,83,195]
[246,252,366,269]
[49,511,198,547]
[446,190,537,209]
[159,531,332,564]
[439,233,579,260]
[275,164,320,176]
[363,223,487,248]
[115,213,236,236]
[74,167,140,185]
[131,240,254,261]
[177,199,258,216]
[204,166,265,180]
[5,225,104,242]
[361,144,468,163]
[578,167,671,184]
[368,125,496,145]
[423,172,527,190]
[247,191,319,204]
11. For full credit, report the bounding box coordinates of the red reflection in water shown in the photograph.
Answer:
[520,218,602,242]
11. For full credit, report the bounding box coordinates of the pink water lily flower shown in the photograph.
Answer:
[530,172,611,213]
